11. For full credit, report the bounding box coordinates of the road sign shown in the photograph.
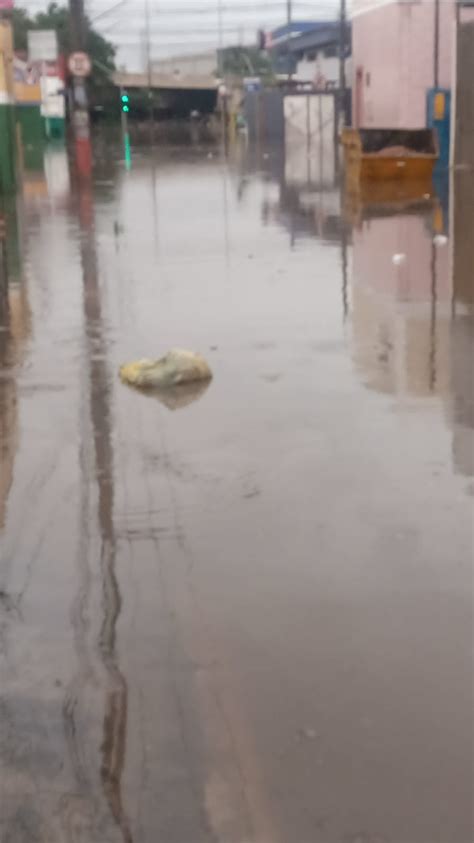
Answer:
[28,30,58,62]
[68,52,92,78]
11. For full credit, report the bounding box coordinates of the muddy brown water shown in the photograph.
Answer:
[0,140,472,843]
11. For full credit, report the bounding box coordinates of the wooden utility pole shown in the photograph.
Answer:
[287,0,292,26]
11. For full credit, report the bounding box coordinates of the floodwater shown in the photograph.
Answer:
[0,137,472,843]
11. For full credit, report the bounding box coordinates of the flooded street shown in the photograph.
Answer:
[0,139,472,843]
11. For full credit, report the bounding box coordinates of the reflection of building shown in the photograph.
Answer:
[0,202,30,529]
[264,182,345,245]
[351,209,452,397]
[351,194,474,477]
[447,170,474,476]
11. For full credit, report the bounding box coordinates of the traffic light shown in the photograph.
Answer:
[121,92,129,113]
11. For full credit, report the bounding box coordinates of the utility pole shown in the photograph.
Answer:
[286,0,292,82]
[433,0,440,87]
[339,0,347,127]
[145,0,154,141]
[217,0,223,78]
[69,0,91,175]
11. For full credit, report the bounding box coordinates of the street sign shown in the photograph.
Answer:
[68,52,92,78]
[28,30,58,62]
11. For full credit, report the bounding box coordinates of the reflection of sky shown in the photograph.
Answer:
[20,0,341,70]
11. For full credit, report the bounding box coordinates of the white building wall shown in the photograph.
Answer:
[296,51,352,88]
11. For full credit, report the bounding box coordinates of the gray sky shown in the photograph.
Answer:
[20,0,340,70]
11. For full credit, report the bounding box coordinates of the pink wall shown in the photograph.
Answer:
[352,0,457,128]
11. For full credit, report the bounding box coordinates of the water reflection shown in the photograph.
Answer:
[0,197,30,532]
[241,135,473,479]
[449,171,474,477]
[64,163,132,840]
[0,132,472,841]
[350,200,451,397]
[122,379,211,411]
[350,180,473,476]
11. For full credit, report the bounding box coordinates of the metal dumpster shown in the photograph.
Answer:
[342,127,439,190]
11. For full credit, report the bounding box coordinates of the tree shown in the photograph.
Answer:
[12,3,116,88]
[221,47,274,80]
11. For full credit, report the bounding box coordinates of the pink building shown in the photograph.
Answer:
[352,0,457,128]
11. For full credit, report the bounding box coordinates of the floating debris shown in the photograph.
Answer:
[119,349,212,389]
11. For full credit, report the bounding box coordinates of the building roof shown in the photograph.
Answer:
[270,21,329,45]
[270,20,351,54]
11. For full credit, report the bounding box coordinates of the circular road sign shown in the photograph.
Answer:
[68,51,92,78]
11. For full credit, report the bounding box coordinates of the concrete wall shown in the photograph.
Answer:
[452,19,474,167]
[296,52,352,88]
[352,0,456,128]
[151,51,217,78]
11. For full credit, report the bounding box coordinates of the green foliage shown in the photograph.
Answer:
[220,47,274,80]
[12,3,116,85]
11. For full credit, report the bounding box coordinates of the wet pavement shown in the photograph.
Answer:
[0,137,473,843]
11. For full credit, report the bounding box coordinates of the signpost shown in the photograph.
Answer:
[28,30,58,63]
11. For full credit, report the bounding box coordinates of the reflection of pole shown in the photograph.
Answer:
[67,171,133,842]
[429,241,438,391]
[341,217,348,321]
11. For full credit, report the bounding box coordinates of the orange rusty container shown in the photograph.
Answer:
[342,127,439,192]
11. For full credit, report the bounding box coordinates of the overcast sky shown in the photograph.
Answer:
[20,0,340,70]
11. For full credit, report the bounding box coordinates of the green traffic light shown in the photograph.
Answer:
[122,105,129,113]
[121,93,129,103]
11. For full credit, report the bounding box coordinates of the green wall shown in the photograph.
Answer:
[0,103,16,193]
[17,105,43,147]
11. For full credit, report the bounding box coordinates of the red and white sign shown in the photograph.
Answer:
[68,51,92,78]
